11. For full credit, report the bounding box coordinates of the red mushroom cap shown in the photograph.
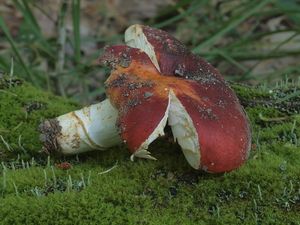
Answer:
[99,45,169,154]
[99,25,251,173]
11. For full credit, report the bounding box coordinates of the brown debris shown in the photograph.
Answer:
[39,119,62,154]
[55,162,72,170]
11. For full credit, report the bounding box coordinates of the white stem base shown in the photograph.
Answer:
[56,99,121,154]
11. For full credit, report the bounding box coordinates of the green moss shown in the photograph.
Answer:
[0,77,299,224]
[231,82,270,101]
[0,143,299,224]
[0,77,78,159]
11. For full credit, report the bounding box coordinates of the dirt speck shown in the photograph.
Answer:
[144,91,153,99]
[39,119,62,154]
[106,74,128,88]
[23,101,46,114]
[127,98,142,107]
[197,106,218,120]
[0,76,23,89]
[119,53,131,68]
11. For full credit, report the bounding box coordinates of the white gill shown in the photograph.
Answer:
[125,24,161,72]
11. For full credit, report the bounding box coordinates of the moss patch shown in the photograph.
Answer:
[0,77,299,224]
[0,76,78,159]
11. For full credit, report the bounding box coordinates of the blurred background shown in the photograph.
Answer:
[0,0,300,104]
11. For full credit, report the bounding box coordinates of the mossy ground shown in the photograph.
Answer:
[0,77,299,225]
[0,77,78,159]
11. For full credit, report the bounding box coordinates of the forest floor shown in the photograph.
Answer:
[0,77,299,224]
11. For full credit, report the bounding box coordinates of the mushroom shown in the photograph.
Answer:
[40,25,251,173]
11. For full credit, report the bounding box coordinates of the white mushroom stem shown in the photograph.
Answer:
[40,99,121,154]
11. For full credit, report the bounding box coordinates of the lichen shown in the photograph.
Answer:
[0,76,299,224]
